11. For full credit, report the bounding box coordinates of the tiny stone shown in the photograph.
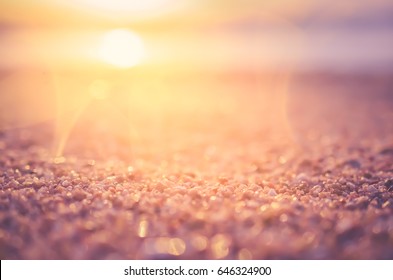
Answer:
[311,185,322,194]
[268,189,277,196]
[382,200,392,208]
[296,173,309,181]
[73,189,87,201]
[366,185,378,193]
[344,159,361,169]
[8,179,20,188]
[62,180,70,187]
[384,179,393,189]
[242,190,253,199]
[346,182,356,189]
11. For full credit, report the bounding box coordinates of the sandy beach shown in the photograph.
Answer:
[0,72,392,259]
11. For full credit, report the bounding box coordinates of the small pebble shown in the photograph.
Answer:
[268,189,277,196]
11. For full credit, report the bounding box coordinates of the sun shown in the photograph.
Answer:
[98,29,145,69]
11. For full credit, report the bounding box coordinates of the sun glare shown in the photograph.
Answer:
[98,29,145,69]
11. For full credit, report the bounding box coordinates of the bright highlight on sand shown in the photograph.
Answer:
[98,29,145,68]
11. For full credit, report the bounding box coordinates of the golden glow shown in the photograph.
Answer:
[89,79,111,100]
[238,248,253,260]
[211,234,231,259]
[0,1,298,159]
[138,219,149,238]
[191,234,208,251]
[168,238,186,256]
[79,0,177,13]
[153,237,186,256]
[98,29,145,68]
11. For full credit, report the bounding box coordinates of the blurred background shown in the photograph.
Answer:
[1,0,392,70]
[0,0,393,158]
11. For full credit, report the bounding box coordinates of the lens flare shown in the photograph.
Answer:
[98,29,145,68]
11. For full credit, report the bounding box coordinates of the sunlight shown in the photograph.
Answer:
[89,79,111,100]
[79,0,176,13]
[98,29,145,69]
[67,0,186,19]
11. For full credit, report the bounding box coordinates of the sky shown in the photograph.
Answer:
[1,0,393,71]
[1,0,392,133]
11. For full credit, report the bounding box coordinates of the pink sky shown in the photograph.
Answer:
[1,0,393,71]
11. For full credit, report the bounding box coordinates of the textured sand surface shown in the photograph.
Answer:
[0,73,393,259]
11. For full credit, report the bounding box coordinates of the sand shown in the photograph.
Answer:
[0,73,392,259]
